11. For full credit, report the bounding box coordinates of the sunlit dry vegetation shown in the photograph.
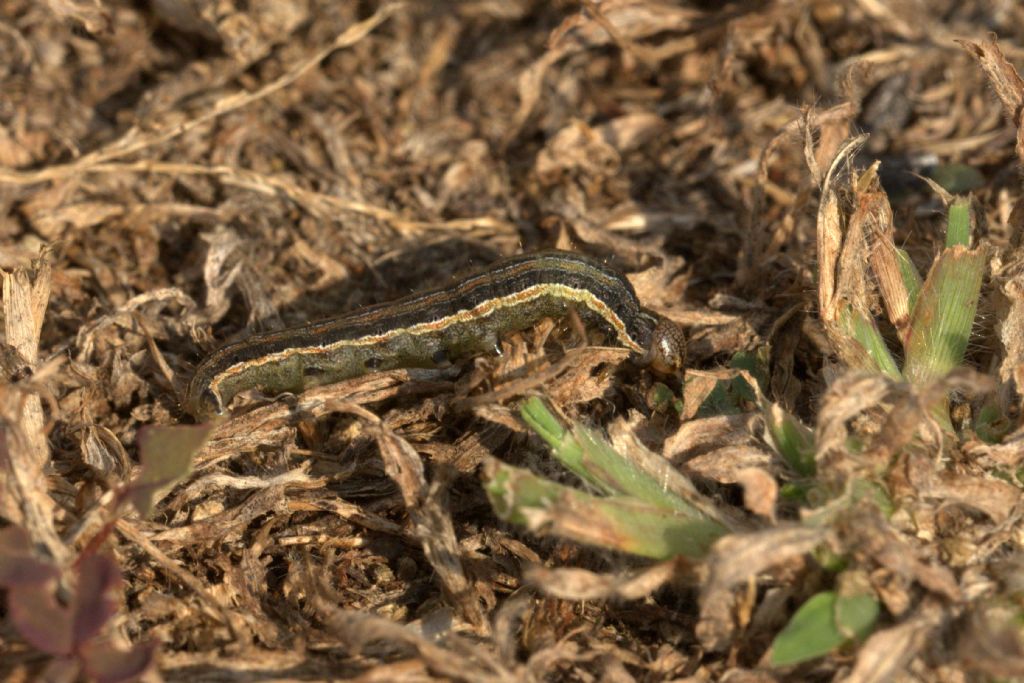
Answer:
[2,1,1024,681]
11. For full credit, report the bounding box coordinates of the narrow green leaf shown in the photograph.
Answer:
[763,403,816,476]
[729,348,769,398]
[945,197,971,248]
[519,397,613,495]
[573,425,697,513]
[771,591,842,666]
[844,308,902,379]
[894,247,923,316]
[484,461,726,559]
[851,478,895,518]
[903,246,985,385]
[521,398,707,514]
[519,396,568,447]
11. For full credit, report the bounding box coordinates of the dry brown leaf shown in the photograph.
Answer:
[79,424,132,480]
[311,593,514,683]
[842,510,961,604]
[508,1,704,142]
[734,468,778,521]
[685,445,777,484]
[606,420,747,530]
[535,120,621,185]
[1,2,1021,679]
[596,112,668,153]
[815,372,894,464]
[962,430,1024,469]
[150,484,290,545]
[0,4,404,188]
[842,600,945,683]
[924,473,1022,525]
[680,371,722,422]
[23,201,126,240]
[524,559,685,601]
[998,269,1024,411]
[698,526,826,651]
[957,36,1024,164]
[0,251,66,564]
[665,413,764,462]
[957,601,1024,677]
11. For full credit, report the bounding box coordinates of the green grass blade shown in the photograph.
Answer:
[572,425,700,514]
[835,591,880,641]
[895,247,923,315]
[842,307,902,379]
[484,461,727,559]
[763,403,816,476]
[771,591,842,666]
[945,197,972,248]
[903,246,985,385]
[521,397,704,512]
[519,396,610,494]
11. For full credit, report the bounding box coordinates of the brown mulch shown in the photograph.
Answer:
[1,1,1024,681]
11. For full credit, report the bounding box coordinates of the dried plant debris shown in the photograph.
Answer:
[1,1,1024,681]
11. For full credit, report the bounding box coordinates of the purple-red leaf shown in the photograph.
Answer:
[38,656,80,683]
[71,552,122,647]
[81,639,158,683]
[7,580,73,655]
[0,525,60,588]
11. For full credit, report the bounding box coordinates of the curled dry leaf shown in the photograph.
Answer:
[814,372,894,462]
[508,0,704,140]
[524,560,685,601]
[79,425,133,480]
[686,445,778,484]
[698,526,826,651]
[841,509,961,605]
[734,467,778,521]
[922,473,1022,525]
[535,120,621,185]
[310,593,513,683]
[626,254,688,311]
[957,600,1024,677]
[842,600,945,683]
[665,413,765,462]
[962,430,1024,469]
[997,269,1024,411]
[957,36,1024,164]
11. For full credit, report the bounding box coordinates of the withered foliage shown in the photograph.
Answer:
[1,1,1024,681]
